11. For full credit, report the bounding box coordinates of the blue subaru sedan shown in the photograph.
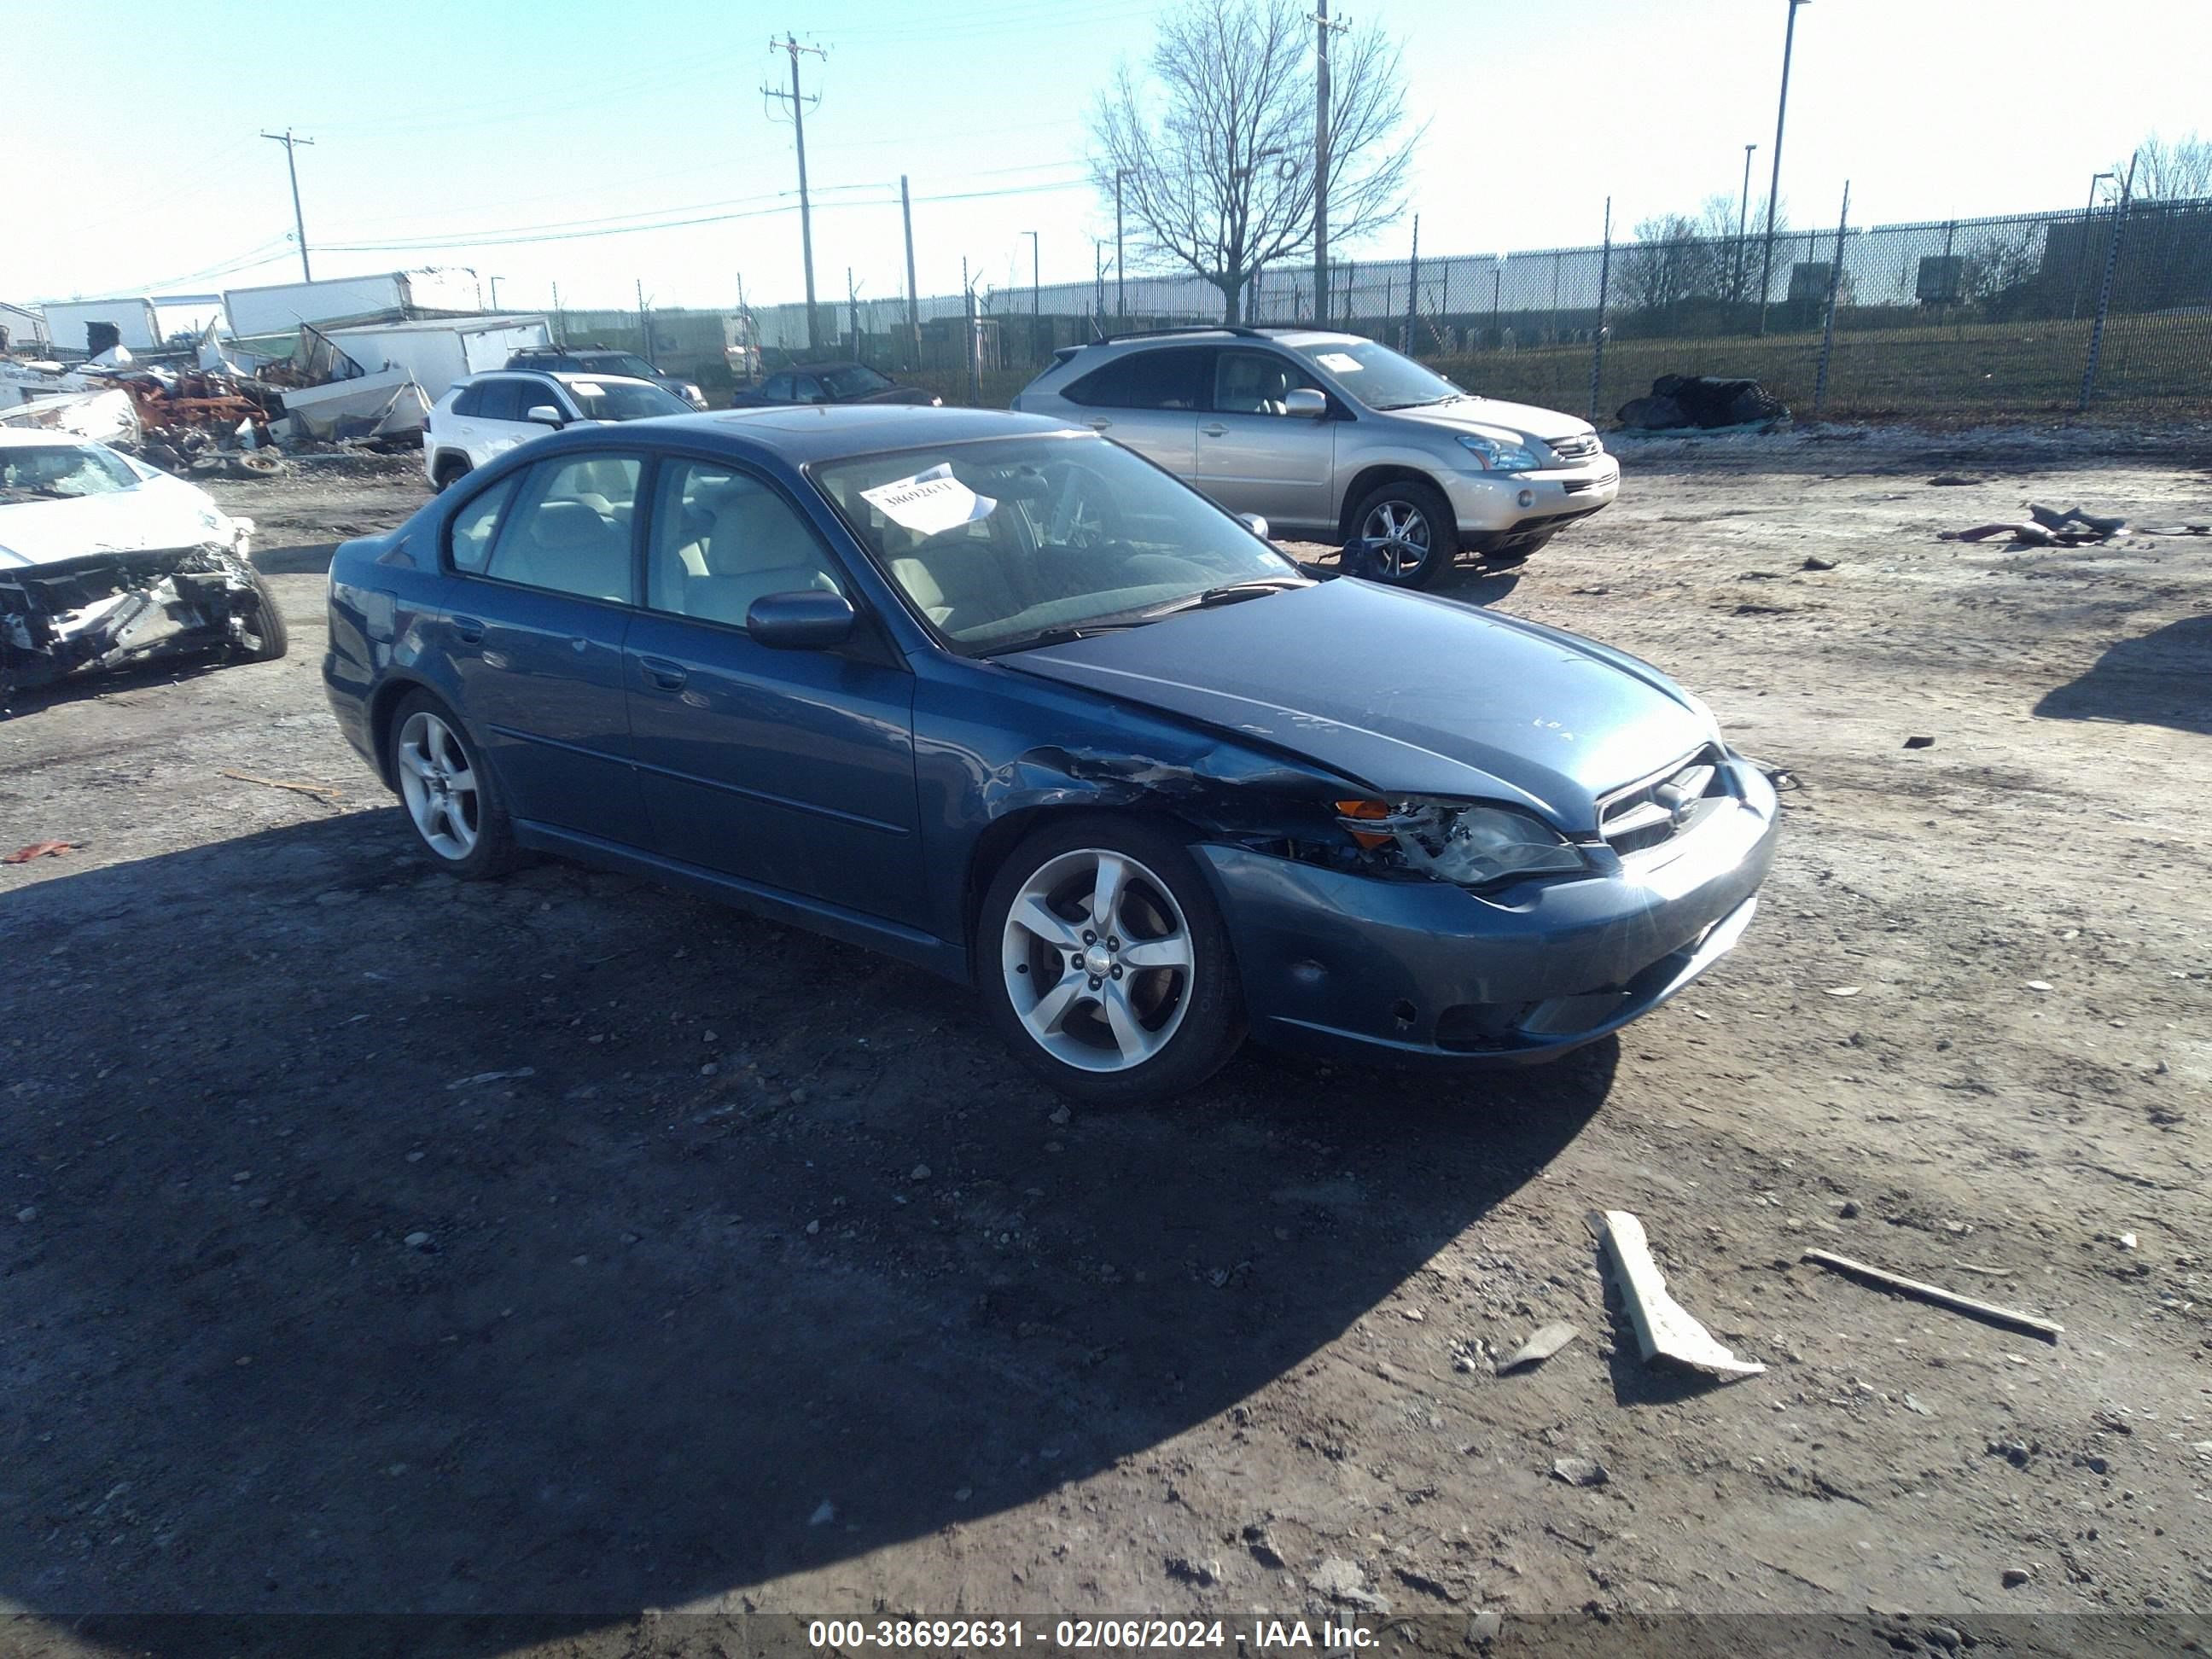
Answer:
[324,406,1778,1103]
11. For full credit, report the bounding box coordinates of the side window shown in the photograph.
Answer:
[646,457,843,628]
[474,379,526,422]
[761,373,795,400]
[1213,349,1317,416]
[451,384,485,417]
[518,379,566,419]
[483,454,642,602]
[1065,348,1202,410]
[447,474,519,573]
[793,376,825,405]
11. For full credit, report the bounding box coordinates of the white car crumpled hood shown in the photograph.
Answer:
[0,477,253,569]
[1388,396,1597,447]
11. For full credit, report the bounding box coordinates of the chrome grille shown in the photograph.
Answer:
[1546,433,1604,462]
[1599,746,1728,858]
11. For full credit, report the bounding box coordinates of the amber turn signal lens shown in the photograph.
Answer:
[1335,799,1392,849]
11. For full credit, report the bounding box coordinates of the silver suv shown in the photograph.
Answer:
[1013,327,1619,586]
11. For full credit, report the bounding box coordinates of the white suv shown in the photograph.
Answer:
[1013,327,1619,585]
[422,370,692,489]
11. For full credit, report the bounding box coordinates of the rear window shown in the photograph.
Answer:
[1062,347,1205,411]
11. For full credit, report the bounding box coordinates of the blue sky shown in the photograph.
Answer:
[10,0,2208,314]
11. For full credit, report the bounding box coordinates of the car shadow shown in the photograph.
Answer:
[0,810,1617,1639]
[2032,614,2212,736]
[1431,564,1524,607]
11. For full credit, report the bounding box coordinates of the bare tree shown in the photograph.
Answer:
[2111,130,2212,200]
[1623,195,1787,311]
[1090,0,1417,324]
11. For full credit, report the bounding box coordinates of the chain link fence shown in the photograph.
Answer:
[720,194,2212,423]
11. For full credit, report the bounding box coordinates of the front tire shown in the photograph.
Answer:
[1349,477,1459,588]
[433,454,473,492]
[387,690,517,880]
[978,816,1244,1104]
[235,568,289,661]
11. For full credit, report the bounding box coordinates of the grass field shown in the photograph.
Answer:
[903,307,2212,427]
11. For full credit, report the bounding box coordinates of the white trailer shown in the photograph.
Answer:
[322,315,552,402]
[222,269,485,339]
[41,298,162,354]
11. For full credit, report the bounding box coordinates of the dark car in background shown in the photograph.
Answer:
[323,406,1776,1103]
[727,360,940,409]
[504,346,707,410]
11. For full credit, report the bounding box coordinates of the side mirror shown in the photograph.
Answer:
[524,405,565,427]
[747,589,856,649]
[1237,512,1272,541]
[1283,387,1328,419]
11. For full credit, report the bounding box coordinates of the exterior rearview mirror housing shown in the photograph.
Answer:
[524,405,565,427]
[1284,387,1328,419]
[747,590,856,649]
[1237,512,1272,541]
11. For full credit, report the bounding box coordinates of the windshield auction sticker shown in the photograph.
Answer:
[1315,352,1363,373]
[860,463,998,538]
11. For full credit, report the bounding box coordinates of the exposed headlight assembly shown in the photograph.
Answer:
[1338,798,1586,888]
[1455,431,1541,473]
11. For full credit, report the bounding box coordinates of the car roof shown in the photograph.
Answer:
[1079,327,1361,352]
[0,428,107,449]
[451,370,661,391]
[567,405,1077,465]
[784,360,873,374]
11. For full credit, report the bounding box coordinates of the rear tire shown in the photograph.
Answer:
[1348,477,1458,588]
[236,568,289,661]
[386,689,518,881]
[978,815,1244,1105]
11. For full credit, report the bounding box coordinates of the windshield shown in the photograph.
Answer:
[819,364,894,399]
[0,443,137,501]
[812,434,1300,653]
[579,353,661,381]
[1287,339,1464,410]
[566,381,691,421]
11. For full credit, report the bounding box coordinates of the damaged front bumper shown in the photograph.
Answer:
[1196,759,1779,1066]
[1,543,267,703]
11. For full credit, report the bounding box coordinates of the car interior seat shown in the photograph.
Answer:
[506,498,628,600]
[684,486,841,627]
[1220,356,1292,416]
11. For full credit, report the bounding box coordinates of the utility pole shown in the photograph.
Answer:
[260,129,316,282]
[1733,143,1757,305]
[1022,230,1040,362]
[764,33,827,351]
[1313,0,1347,326]
[637,277,655,369]
[1402,214,1418,352]
[489,276,503,311]
[847,268,861,363]
[552,281,562,345]
[900,174,922,370]
[1756,0,1811,335]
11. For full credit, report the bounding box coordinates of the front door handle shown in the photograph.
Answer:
[1086,418,1112,431]
[1200,422,1227,437]
[451,614,486,644]
[638,656,688,691]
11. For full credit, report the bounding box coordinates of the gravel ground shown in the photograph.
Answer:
[1,431,2206,1653]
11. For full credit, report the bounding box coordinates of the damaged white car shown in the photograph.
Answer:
[0,430,287,706]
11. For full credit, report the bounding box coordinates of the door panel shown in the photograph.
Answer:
[624,459,925,926]
[1068,346,1207,478]
[442,453,649,846]
[1195,349,1336,530]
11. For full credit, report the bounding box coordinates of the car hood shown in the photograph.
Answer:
[0,480,244,568]
[1386,395,1595,446]
[1001,578,1709,828]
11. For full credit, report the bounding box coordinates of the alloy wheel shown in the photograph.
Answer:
[395,710,481,861]
[999,847,1195,1074]
[1360,498,1432,579]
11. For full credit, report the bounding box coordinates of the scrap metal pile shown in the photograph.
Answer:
[0,322,429,468]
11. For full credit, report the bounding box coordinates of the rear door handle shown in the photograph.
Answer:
[638,656,688,691]
[1200,422,1227,437]
[451,614,486,644]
